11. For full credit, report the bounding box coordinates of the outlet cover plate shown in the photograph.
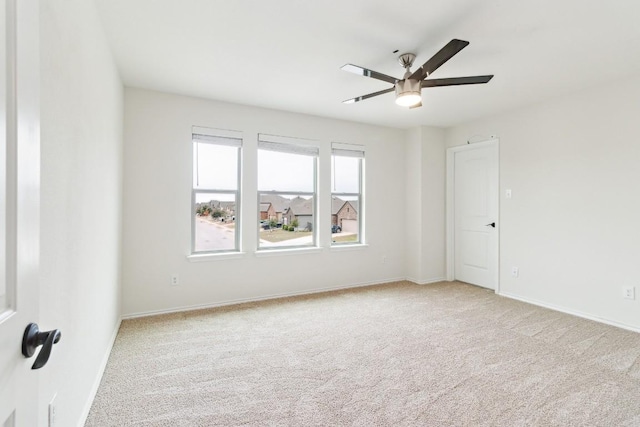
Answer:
[511,267,519,278]
[623,286,635,300]
[170,274,179,286]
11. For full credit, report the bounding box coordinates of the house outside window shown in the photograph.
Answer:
[331,143,364,245]
[258,134,318,249]
[191,127,242,253]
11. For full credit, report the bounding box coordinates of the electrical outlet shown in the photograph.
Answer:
[170,274,179,286]
[49,394,57,427]
[623,286,635,300]
[505,189,512,199]
[382,255,387,264]
[511,267,519,278]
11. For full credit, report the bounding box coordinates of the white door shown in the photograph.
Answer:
[0,0,40,425]
[453,141,498,289]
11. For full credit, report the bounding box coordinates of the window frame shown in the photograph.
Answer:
[191,128,242,254]
[257,134,319,251]
[331,144,364,246]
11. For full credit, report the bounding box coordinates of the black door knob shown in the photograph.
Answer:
[22,323,62,370]
[485,222,496,228]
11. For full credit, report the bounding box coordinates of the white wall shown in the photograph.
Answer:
[419,127,446,283]
[122,88,407,316]
[404,128,423,282]
[40,1,123,426]
[404,127,446,284]
[446,75,640,330]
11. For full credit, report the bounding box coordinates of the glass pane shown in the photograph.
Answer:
[193,142,238,190]
[258,150,314,192]
[331,195,360,245]
[331,156,360,193]
[194,192,237,252]
[259,194,314,248]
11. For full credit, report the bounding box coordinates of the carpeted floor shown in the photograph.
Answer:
[85,281,640,426]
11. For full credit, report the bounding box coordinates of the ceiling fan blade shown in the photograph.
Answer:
[341,64,398,85]
[421,75,493,88]
[343,87,395,104]
[409,39,470,81]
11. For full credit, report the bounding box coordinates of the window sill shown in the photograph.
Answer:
[329,243,369,252]
[255,247,323,257]
[186,252,246,262]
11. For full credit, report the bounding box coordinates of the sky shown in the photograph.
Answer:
[194,142,360,203]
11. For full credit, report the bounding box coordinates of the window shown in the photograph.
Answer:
[192,128,241,253]
[258,134,318,249]
[331,143,364,245]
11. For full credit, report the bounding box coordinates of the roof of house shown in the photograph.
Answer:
[259,202,272,212]
[286,196,313,216]
[332,197,358,215]
[259,194,290,213]
[331,197,345,215]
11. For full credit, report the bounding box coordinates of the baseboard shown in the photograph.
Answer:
[406,277,446,285]
[498,291,640,334]
[77,317,122,427]
[122,277,408,319]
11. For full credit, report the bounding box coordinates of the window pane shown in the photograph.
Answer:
[194,192,236,252]
[258,150,314,192]
[332,156,359,193]
[331,195,360,244]
[193,143,238,190]
[259,194,314,248]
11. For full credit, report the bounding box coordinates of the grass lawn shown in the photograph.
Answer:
[260,229,312,243]
[332,234,358,243]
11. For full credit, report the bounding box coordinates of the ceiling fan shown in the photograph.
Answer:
[341,39,493,108]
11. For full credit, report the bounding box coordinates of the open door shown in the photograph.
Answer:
[0,0,41,425]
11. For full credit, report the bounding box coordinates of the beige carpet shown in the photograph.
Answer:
[85,281,640,426]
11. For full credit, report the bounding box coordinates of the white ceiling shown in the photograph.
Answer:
[94,0,640,129]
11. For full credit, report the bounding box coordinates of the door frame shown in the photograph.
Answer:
[445,138,500,292]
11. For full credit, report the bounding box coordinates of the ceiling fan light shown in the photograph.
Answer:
[396,92,421,107]
[395,79,422,107]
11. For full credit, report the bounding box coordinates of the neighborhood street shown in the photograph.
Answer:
[195,217,235,251]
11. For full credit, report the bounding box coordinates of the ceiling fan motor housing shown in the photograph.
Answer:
[398,53,416,69]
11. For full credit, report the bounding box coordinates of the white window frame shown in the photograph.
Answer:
[191,127,242,254]
[331,143,364,246]
[257,133,319,251]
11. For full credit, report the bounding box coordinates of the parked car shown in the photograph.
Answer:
[331,225,342,233]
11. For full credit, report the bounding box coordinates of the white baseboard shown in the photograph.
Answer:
[77,318,122,427]
[406,277,446,285]
[122,277,408,319]
[498,291,640,334]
